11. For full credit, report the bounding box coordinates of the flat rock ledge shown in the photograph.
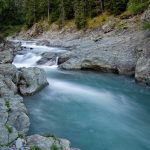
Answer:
[0,42,76,150]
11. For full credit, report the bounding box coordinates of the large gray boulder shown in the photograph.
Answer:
[27,134,76,150]
[37,52,58,65]
[0,51,13,64]
[0,99,8,126]
[60,33,138,76]
[102,21,116,33]
[0,64,18,81]
[0,75,17,97]
[0,125,18,146]
[141,4,150,22]
[135,56,150,85]
[18,67,49,96]
[6,95,30,135]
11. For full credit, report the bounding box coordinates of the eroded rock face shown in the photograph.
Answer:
[18,67,49,96]
[0,51,13,64]
[37,52,58,65]
[0,125,18,146]
[60,33,138,76]
[102,21,116,33]
[141,4,150,22]
[135,56,150,85]
[0,64,18,81]
[0,66,30,146]
[27,134,77,150]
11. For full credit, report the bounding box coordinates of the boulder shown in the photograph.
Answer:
[0,99,8,126]
[0,125,18,146]
[141,5,150,22]
[27,134,75,150]
[0,75,17,97]
[6,95,30,135]
[102,21,116,33]
[7,111,30,135]
[37,52,57,65]
[135,56,150,85]
[27,135,53,150]
[0,148,13,150]
[0,64,18,81]
[18,67,49,96]
[0,51,13,64]
[58,51,73,65]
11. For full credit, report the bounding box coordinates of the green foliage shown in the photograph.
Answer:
[75,0,87,29]
[5,101,12,112]
[51,144,61,150]
[5,125,13,133]
[105,0,128,15]
[143,22,150,30]
[31,146,41,150]
[0,0,149,31]
[127,0,149,15]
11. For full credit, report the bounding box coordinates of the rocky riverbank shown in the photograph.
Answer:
[16,5,150,86]
[0,41,78,150]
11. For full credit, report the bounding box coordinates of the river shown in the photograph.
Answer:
[13,41,150,150]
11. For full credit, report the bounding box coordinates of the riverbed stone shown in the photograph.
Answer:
[0,50,13,64]
[18,67,49,96]
[27,134,75,150]
[141,4,150,22]
[102,21,116,33]
[0,125,18,146]
[0,98,8,125]
[135,56,150,85]
[37,52,58,65]
[0,64,18,81]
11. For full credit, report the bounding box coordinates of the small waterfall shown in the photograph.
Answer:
[55,56,59,66]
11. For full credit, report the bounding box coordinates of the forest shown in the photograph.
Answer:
[0,0,149,31]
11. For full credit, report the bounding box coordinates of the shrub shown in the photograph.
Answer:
[31,146,41,150]
[127,0,149,15]
[5,125,13,133]
[105,0,128,15]
[51,144,60,150]
[5,101,12,112]
[143,22,150,30]
[75,0,87,29]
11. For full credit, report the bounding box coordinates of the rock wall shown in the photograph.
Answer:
[0,42,76,150]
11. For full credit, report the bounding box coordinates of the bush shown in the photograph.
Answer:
[5,125,13,133]
[31,146,41,150]
[143,22,150,29]
[105,0,128,15]
[127,0,149,15]
[75,0,87,29]
[51,144,60,150]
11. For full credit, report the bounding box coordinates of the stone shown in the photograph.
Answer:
[102,21,116,33]
[58,52,73,65]
[27,135,53,150]
[60,33,138,76]
[135,56,150,85]
[0,99,8,125]
[0,51,13,64]
[0,75,16,97]
[0,125,18,146]
[0,64,18,81]
[18,67,49,96]
[141,5,150,23]
[37,52,57,65]
[0,148,13,150]
[27,135,75,150]
[8,111,30,135]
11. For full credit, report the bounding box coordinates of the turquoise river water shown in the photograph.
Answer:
[13,42,150,150]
